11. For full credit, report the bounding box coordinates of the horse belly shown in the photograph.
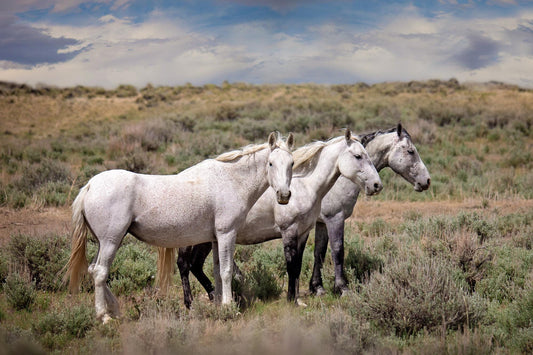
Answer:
[236,222,281,245]
[129,205,216,248]
[129,221,215,248]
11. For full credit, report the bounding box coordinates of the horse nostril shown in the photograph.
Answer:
[374,183,380,190]
[427,178,431,187]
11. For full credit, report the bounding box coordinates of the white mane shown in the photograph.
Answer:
[215,133,290,162]
[293,135,360,175]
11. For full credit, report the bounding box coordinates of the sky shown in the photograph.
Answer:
[0,0,532,88]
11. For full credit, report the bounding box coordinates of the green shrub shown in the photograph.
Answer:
[15,159,70,194]
[504,149,532,169]
[114,84,137,98]
[246,260,283,302]
[0,327,44,355]
[63,305,95,338]
[328,307,375,354]
[115,151,152,173]
[0,250,9,284]
[476,246,533,302]
[359,254,485,337]
[492,289,533,353]
[246,244,286,280]
[344,239,383,283]
[109,239,157,295]
[357,218,391,238]
[33,311,64,336]
[4,273,36,311]
[33,313,69,350]
[32,304,94,350]
[6,234,70,291]
[37,181,71,206]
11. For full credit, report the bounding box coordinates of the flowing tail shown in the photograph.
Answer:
[157,247,176,294]
[62,184,90,293]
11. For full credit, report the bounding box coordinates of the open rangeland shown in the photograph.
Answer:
[0,80,532,354]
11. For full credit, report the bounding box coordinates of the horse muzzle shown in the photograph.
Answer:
[414,178,431,192]
[365,181,383,196]
[277,190,291,205]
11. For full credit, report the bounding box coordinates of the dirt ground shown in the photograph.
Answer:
[0,207,71,244]
[1,198,532,245]
[351,197,533,225]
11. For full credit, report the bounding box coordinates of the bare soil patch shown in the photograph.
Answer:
[0,207,71,244]
[350,197,533,226]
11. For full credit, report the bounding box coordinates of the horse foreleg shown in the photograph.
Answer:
[296,233,310,306]
[283,229,307,304]
[309,222,329,296]
[215,232,236,305]
[326,215,349,295]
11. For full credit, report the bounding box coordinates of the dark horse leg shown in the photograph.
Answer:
[326,215,349,295]
[178,242,243,308]
[283,231,309,303]
[309,221,329,295]
[177,242,214,309]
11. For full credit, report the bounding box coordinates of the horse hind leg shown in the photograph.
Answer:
[178,246,195,309]
[190,243,215,301]
[309,222,329,296]
[327,218,349,295]
[89,241,122,323]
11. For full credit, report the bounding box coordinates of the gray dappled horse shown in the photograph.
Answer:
[177,129,382,307]
[64,133,294,323]
[309,124,431,295]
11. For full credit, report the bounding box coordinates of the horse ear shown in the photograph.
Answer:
[345,128,352,142]
[397,123,403,138]
[286,133,295,150]
[268,132,277,150]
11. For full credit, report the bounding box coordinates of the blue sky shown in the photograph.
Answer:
[1,0,532,88]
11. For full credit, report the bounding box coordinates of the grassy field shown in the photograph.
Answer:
[0,79,532,354]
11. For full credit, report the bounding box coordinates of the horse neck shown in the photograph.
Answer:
[225,148,270,205]
[301,142,343,199]
[365,133,394,172]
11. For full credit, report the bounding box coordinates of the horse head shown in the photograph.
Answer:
[387,123,431,192]
[267,132,294,204]
[338,129,383,196]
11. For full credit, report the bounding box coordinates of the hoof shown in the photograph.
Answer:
[296,298,308,307]
[340,288,352,297]
[315,286,326,297]
[101,314,114,324]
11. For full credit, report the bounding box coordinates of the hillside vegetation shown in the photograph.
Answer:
[0,79,532,354]
[1,79,532,208]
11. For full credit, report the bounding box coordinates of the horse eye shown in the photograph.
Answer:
[291,162,294,167]
[355,154,362,160]
[269,162,273,167]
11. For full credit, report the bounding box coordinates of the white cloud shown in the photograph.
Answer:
[0,12,254,87]
[1,5,532,87]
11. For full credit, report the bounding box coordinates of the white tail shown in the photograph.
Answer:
[62,184,90,293]
[156,247,176,295]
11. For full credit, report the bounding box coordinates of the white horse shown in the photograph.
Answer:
[64,132,294,323]
[174,129,382,306]
[309,124,431,295]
